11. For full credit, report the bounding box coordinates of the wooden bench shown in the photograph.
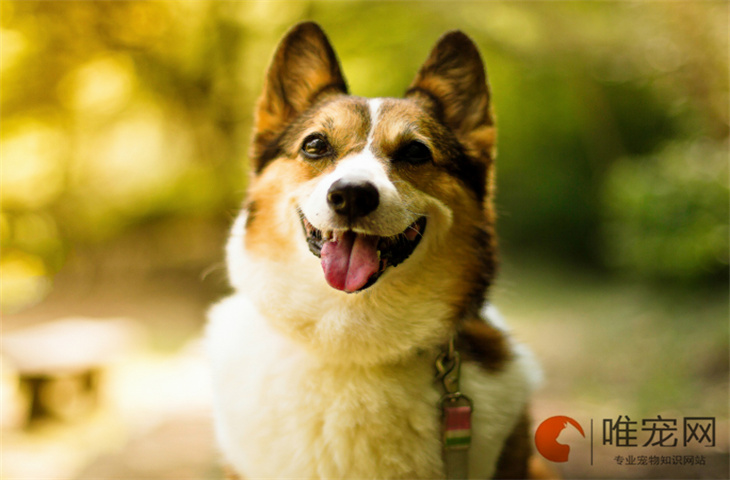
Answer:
[1,318,137,426]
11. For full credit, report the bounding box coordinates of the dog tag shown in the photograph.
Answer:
[442,403,472,450]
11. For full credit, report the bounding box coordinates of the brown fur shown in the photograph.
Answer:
[494,415,562,480]
[244,160,322,261]
[402,31,499,324]
[406,31,494,131]
[273,96,372,163]
[406,31,497,202]
[246,23,507,369]
[456,316,511,373]
[252,23,348,172]
[493,411,532,479]
[237,22,531,478]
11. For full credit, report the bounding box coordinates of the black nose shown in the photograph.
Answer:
[327,179,380,221]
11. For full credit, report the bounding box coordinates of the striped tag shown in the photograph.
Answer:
[443,404,472,449]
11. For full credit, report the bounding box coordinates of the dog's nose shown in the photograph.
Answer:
[327,180,380,221]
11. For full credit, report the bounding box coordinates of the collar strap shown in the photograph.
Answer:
[436,337,473,479]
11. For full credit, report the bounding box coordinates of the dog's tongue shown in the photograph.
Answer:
[321,231,380,293]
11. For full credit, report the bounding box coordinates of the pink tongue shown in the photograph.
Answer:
[321,231,380,293]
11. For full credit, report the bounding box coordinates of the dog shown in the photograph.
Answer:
[206,22,541,479]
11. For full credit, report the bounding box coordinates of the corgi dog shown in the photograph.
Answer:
[206,22,540,479]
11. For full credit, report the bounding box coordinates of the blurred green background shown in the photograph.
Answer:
[1,1,728,479]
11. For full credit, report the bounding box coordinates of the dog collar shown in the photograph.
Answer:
[435,337,473,479]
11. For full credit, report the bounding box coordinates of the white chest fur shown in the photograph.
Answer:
[206,295,537,479]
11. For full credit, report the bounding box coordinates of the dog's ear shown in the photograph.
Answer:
[406,31,495,160]
[251,22,347,172]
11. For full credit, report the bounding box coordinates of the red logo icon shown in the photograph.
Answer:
[535,416,586,463]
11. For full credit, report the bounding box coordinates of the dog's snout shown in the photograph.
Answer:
[327,180,380,221]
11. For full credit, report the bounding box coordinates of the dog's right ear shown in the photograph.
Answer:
[251,22,347,173]
[406,31,495,167]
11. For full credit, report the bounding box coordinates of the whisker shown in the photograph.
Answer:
[403,206,430,219]
[405,223,425,238]
[201,262,227,281]
[306,161,328,175]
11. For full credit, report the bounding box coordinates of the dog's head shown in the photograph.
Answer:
[229,22,497,360]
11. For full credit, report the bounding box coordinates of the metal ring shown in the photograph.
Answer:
[438,391,473,410]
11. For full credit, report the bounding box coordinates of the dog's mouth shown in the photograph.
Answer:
[300,214,427,293]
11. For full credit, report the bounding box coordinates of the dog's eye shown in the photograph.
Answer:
[301,134,331,159]
[393,141,432,165]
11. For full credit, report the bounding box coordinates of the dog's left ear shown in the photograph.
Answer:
[251,22,348,172]
[406,31,495,160]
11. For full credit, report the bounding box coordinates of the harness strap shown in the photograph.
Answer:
[436,337,473,479]
[444,448,470,479]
